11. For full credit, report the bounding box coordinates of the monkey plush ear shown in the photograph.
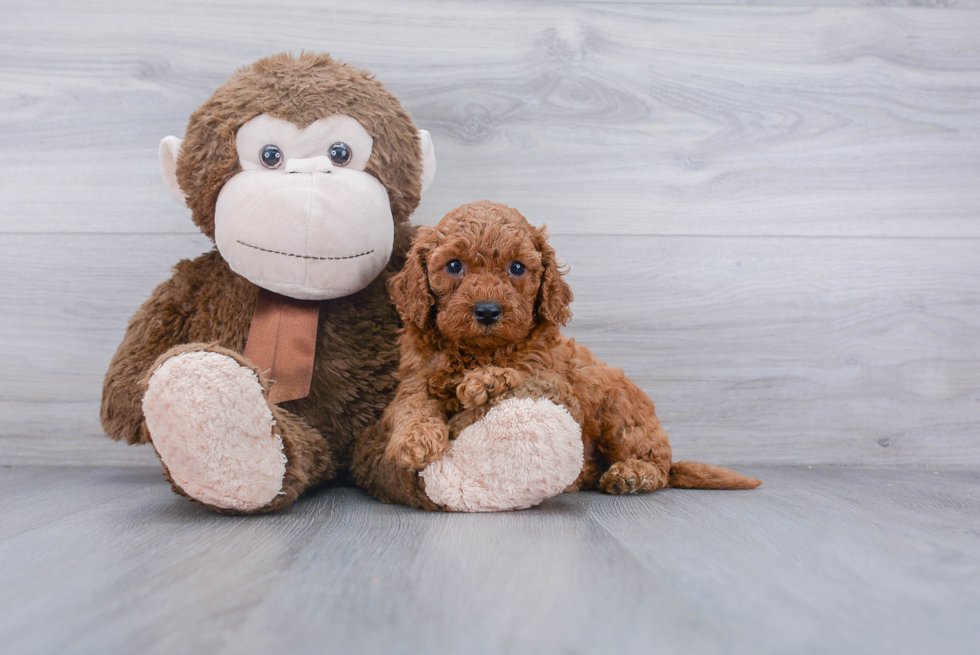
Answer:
[159,136,185,203]
[418,130,436,194]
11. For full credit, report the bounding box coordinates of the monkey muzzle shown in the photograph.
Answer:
[214,166,394,300]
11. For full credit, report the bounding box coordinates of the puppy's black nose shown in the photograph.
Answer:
[473,301,502,326]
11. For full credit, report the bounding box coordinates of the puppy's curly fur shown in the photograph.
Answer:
[352,201,760,509]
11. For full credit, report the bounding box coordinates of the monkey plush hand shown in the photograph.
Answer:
[101,53,435,514]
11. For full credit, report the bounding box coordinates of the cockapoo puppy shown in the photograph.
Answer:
[353,201,760,511]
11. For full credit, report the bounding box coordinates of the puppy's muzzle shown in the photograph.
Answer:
[473,301,502,326]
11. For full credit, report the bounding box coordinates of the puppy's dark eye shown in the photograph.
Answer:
[445,259,463,275]
[260,145,283,169]
[509,261,526,276]
[328,142,352,167]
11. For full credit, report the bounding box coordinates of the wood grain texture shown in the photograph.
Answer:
[547,0,980,5]
[0,1,977,466]
[1,233,977,467]
[553,0,980,5]
[0,2,979,236]
[1,466,977,654]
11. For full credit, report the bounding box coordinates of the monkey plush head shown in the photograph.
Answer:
[159,52,435,300]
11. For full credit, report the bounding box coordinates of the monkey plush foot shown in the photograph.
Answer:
[142,350,286,512]
[420,398,584,512]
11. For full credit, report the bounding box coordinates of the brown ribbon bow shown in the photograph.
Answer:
[243,289,320,405]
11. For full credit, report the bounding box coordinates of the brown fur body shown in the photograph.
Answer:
[352,202,761,509]
[101,53,425,513]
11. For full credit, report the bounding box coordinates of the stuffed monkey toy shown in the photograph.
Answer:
[101,53,435,514]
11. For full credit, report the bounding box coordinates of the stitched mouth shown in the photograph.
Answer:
[236,240,374,261]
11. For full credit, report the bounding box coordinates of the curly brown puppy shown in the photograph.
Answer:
[352,201,760,512]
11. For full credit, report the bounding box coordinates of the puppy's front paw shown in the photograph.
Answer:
[385,421,450,471]
[598,459,668,495]
[456,366,526,409]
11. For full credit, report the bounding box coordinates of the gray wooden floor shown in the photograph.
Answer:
[1,465,977,655]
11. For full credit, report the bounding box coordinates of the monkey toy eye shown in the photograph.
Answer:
[328,142,352,167]
[509,261,526,276]
[260,145,283,169]
[445,259,463,275]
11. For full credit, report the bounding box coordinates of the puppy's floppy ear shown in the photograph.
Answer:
[389,226,437,330]
[533,225,573,327]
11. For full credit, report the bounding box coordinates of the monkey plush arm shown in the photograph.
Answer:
[382,375,450,471]
[100,274,195,445]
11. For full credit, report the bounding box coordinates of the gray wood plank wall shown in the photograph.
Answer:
[1,0,977,466]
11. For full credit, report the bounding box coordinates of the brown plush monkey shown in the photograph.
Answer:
[101,53,436,514]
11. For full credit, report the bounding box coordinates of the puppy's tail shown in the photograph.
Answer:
[668,461,762,490]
